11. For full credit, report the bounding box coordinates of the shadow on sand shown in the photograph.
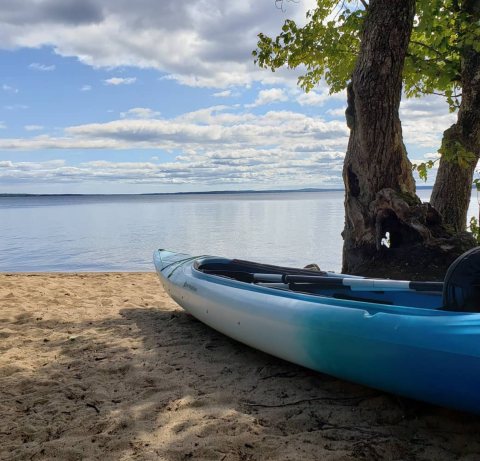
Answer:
[2,282,480,460]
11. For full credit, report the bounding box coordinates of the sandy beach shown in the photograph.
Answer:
[1,273,480,461]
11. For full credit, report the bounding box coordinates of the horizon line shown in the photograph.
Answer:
[0,185,437,197]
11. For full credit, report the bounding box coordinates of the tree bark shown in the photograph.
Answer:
[430,0,480,232]
[342,0,417,274]
[341,0,477,280]
[430,156,477,232]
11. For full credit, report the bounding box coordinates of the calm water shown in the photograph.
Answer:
[0,191,478,272]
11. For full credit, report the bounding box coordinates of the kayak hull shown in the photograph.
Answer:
[154,250,480,414]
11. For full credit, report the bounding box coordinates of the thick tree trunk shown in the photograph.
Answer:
[430,0,480,232]
[430,155,477,233]
[341,0,476,280]
[342,0,417,274]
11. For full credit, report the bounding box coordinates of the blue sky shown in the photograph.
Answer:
[0,0,455,194]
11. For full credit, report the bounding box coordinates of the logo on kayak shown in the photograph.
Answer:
[183,281,197,292]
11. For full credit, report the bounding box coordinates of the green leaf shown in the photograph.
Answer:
[469,217,480,244]
[413,163,429,181]
[254,0,471,121]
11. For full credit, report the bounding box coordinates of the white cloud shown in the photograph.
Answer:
[0,160,66,170]
[0,106,349,158]
[0,91,458,188]
[400,96,456,148]
[0,0,317,89]
[326,107,346,118]
[213,90,231,97]
[80,85,92,91]
[0,96,451,159]
[4,104,28,110]
[2,84,18,93]
[161,73,256,90]
[103,77,137,86]
[245,88,288,108]
[297,89,346,108]
[0,150,347,187]
[297,86,347,107]
[175,105,254,125]
[24,125,44,131]
[120,108,160,119]
[29,63,55,71]
[297,91,327,107]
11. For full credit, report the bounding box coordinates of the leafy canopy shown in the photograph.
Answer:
[254,0,480,111]
[254,0,480,180]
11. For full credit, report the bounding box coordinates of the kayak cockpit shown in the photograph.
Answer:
[194,259,444,310]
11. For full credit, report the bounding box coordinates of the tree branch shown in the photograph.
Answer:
[412,82,462,99]
[333,0,347,20]
[410,40,447,59]
[359,0,369,9]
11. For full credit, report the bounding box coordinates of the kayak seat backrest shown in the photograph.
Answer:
[443,247,480,313]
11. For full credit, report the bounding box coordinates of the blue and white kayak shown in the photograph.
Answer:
[153,248,480,414]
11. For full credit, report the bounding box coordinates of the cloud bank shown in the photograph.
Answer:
[0,0,317,88]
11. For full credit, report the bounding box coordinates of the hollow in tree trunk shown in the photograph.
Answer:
[341,0,476,281]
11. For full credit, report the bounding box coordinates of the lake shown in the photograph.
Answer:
[0,190,478,272]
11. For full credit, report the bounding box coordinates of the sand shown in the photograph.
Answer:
[1,273,480,461]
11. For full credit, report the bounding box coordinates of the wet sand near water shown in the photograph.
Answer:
[1,273,480,460]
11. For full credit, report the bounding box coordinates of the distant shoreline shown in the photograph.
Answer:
[0,185,436,198]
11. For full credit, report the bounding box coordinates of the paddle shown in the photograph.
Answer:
[202,269,443,293]
[252,273,443,293]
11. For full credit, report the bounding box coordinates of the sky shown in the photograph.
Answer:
[0,0,457,194]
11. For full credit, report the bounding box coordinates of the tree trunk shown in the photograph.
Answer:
[430,0,480,232]
[341,0,476,280]
[430,155,477,233]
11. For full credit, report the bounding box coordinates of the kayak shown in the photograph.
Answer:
[153,248,480,414]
